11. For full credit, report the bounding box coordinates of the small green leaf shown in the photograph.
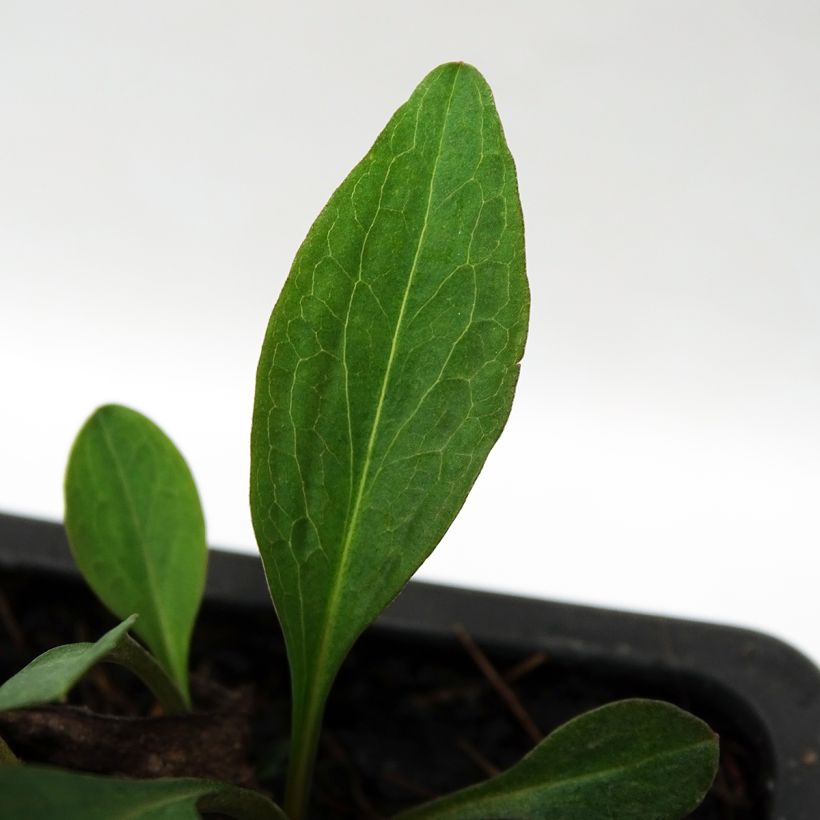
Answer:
[65,404,207,704]
[394,699,719,820]
[250,61,528,815]
[0,765,287,820]
[0,616,136,711]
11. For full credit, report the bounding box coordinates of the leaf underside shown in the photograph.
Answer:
[251,61,529,715]
[64,404,207,701]
[0,766,287,820]
[0,616,136,712]
[395,699,719,819]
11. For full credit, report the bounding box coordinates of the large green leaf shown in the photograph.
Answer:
[251,62,528,810]
[0,766,286,819]
[65,404,207,704]
[394,699,719,819]
[0,616,136,712]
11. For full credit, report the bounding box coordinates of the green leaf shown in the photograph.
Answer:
[0,765,287,820]
[64,404,207,705]
[251,61,528,815]
[394,699,719,820]
[0,616,136,711]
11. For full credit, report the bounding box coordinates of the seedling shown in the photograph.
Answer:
[0,63,718,819]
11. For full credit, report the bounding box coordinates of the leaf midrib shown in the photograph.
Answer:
[314,65,463,689]
[97,415,175,675]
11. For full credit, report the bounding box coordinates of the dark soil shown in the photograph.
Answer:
[0,566,770,819]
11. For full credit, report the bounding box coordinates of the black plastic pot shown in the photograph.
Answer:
[1,511,819,818]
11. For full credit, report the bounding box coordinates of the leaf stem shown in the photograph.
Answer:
[284,691,326,820]
[105,634,189,714]
[0,735,19,766]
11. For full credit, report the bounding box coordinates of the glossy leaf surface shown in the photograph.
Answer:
[250,62,528,785]
[0,616,136,711]
[0,766,286,819]
[65,404,207,703]
[395,699,719,819]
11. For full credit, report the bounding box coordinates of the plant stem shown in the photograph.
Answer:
[198,783,288,820]
[105,634,189,714]
[0,734,19,766]
[284,691,326,820]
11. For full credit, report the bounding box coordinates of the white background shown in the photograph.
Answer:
[2,2,818,663]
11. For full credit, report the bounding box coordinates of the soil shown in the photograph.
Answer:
[0,566,770,819]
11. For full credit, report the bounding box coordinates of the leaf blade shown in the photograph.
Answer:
[0,616,137,712]
[64,404,207,702]
[394,699,719,820]
[251,59,528,725]
[0,766,287,820]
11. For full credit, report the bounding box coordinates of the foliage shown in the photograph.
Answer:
[65,404,207,704]
[0,766,286,820]
[0,617,137,712]
[0,63,718,820]
[250,61,528,817]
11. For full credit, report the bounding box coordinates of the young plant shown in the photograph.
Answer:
[64,404,207,707]
[249,60,528,818]
[0,405,207,719]
[0,63,719,819]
